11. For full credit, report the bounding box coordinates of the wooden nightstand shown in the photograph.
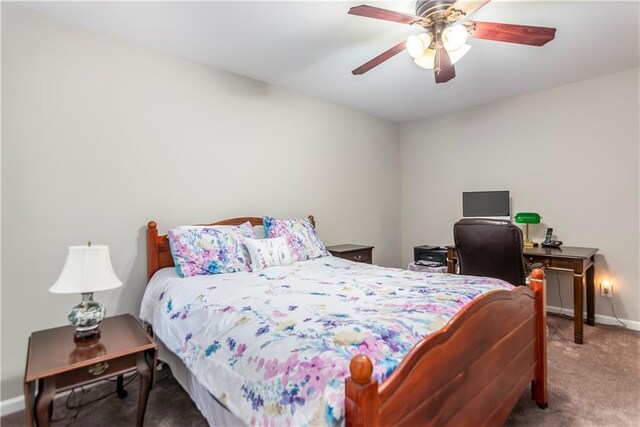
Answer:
[23,314,157,427]
[327,244,374,264]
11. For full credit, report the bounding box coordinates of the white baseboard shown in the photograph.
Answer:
[547,305,640,331]
[0,395,24,416]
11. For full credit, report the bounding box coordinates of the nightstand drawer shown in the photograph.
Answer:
[343,249,372,263]
[326,244,374,264]
[55,353,138,390]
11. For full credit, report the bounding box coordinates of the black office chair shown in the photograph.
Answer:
[453,218,528,286]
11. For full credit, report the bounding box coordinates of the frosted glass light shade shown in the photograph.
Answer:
[50,245,122,294]
[414,44,472,69]
[406,33,433,59]
[442,25,468,52]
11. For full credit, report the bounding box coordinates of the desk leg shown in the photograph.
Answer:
[573,274,585,344]
[34,378,55,427]
[446,251,457,274]
[586,264,595,326]
[136,350,153,426]
[23,380,35,427]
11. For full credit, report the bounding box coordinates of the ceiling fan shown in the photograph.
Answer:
[349,0,557,83]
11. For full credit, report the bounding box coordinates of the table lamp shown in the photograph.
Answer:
[514,212,541,248]
[49,242,122,339]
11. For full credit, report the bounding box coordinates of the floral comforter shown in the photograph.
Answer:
[140,256,512,426]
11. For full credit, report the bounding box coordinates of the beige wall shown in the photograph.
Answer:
[1,5,401,400]
[400,68,639,324]
[2,2,639,409]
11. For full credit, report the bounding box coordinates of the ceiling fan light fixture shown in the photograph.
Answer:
[414,44,472,69]
[406,32,433,59]
[442,24,469,52]
[413,48,436,69]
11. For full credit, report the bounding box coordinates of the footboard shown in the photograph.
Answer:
[345,269,547,426]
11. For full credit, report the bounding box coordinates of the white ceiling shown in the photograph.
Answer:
[19,1,640,122]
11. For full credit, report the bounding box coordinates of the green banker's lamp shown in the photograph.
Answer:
[515,212,541,248]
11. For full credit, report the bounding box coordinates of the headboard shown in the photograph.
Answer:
[146,215,316,282]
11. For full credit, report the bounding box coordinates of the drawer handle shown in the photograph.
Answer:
[88,362,109,376]
[353,255,362,261]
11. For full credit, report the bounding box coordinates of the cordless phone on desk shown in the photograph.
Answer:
[541,228,563,248]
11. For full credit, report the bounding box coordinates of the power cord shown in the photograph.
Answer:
[547,269,627,331]
[545,270,573,343]
[549,269,573,321]
[157,372,173,383]
[606,297,627,328]
[52,365,174,423]
[65,373,139,410]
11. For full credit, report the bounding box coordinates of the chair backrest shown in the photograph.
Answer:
[453,218,527,286]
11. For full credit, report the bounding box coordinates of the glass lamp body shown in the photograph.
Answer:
[69,293,106,339]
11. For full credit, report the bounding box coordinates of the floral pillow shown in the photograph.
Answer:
[262,216,329,262]
[168,222,255,277]
[244,237,293,271]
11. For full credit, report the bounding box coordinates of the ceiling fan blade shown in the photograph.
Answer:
[434,46,456,83]
[467,21,557,46]
[348,5,422,25]
[444,0,491,21]
[352,41,406,75]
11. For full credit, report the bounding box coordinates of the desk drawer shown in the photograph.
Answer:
[550,257,579,271]
[343,250,372,263]
[526,256,550,268]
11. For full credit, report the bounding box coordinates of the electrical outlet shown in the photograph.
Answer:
[600,282,613,298]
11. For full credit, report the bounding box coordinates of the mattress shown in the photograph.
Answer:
[140,256,511,426]
[155,336,244,426]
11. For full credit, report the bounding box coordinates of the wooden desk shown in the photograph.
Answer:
[446,245,598,344]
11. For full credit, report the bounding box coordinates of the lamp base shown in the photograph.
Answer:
[68,293,106,339]
[523,223,534,248]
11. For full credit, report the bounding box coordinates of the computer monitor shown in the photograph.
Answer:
[462,191,510,219]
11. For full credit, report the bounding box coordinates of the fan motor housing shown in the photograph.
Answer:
[415,0,455,21]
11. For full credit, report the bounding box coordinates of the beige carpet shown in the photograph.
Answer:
[3,316,638,426]
[506,316,640,426]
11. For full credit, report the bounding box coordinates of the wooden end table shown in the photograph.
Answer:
[23,314,157,426]
[326,244,374,264]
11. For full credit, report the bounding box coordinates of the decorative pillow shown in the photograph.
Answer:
[262,216,329,262]
[253,225,267,239]
[168,222,255,277]
[244,237,293,271]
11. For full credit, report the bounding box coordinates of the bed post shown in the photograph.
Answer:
[147,221,159,282]
[345,355,379,427]
[530,268,548,409]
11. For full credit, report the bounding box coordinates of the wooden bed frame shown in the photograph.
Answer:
[146,216,547,427]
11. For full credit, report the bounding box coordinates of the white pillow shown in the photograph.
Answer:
[244,237,293,271]
[253,225,267,239]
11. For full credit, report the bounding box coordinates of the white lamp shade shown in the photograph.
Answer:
[50,245,122,294]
